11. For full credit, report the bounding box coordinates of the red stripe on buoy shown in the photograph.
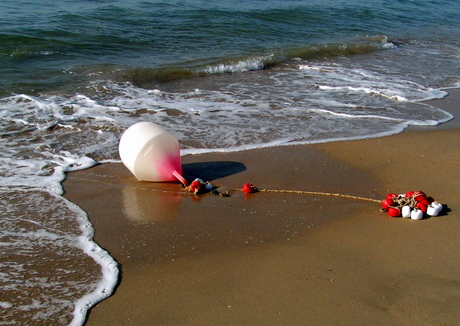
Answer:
[172,170,188,186]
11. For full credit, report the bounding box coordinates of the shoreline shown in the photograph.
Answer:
[63,90,460,325]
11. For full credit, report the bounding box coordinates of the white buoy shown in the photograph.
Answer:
[432,202,443,213]
[426,205,438,217]
[410,208,423,220]
[401,205,412,218]
[427,202,443,217]
[119,122,187,185]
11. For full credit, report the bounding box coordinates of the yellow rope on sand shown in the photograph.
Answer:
[232,188,382,203]
[184,180,381,203]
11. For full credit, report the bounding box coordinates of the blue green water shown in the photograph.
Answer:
[1,0,459,324]
[2,0,459,94]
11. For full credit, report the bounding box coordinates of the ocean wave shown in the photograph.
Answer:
[121,35,395,87]
[203,56,268,74]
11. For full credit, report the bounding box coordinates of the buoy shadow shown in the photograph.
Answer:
[182,161,246,181]
[440,204,451,216]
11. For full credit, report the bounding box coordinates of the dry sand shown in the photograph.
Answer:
[63,90,460,326]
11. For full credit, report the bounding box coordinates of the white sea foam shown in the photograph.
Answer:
[203,57,267,74]
[70,199,119,326]
[0,301,13,309]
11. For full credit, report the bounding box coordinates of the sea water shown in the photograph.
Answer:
[1,0,459,324]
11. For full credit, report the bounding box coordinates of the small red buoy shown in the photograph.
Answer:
[416,202,428,213]
[189,180,202,194]
[381,200,390,211]
[405,190,415,198]
[385,193,398,206]
[387,207,401,217]
[414,191,427,202]
[242,183,257,194]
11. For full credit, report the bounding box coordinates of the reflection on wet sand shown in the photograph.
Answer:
[122,186,185,223]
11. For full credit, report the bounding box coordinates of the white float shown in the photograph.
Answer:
[119,122,187,185]
[401,205,412,218]
[410,208,423,220]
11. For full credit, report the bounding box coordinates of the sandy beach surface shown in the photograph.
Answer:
[63,90,460,325]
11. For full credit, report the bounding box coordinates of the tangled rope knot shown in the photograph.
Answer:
[390,195,417,209]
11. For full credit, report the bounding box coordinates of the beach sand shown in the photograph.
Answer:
[63,90,460,325]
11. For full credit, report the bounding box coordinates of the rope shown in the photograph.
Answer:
[392,195,417,208]
[183,179,381,203]
[230,188,382,203]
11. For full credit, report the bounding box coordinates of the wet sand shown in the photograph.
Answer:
[63,90,460,325]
